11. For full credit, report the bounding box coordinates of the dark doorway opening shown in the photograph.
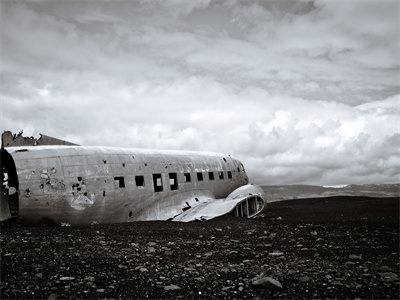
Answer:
[1,148,19,222]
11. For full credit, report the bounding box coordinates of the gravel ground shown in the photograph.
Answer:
[1,196,399,299]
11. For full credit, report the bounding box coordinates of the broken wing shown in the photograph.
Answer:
[172,184,265,222]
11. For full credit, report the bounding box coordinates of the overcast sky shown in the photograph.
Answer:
[1,0,399,186]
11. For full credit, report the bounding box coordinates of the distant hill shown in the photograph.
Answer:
[261,183,399,202]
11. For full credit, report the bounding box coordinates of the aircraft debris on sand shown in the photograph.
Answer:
[1,131,265,225]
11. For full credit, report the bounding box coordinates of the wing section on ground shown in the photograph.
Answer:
[172,184,265,222]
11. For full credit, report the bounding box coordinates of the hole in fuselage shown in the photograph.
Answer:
[1,148,19,219]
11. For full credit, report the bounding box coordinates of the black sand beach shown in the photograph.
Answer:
[1,196,399,299]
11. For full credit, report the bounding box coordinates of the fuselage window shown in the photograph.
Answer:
[153,174,163,192]
[228,171,232,179]
[218,171,224,180]
[197,172,203,181]
[184,173,191,182]
[208,172,214,180]
[114,176,125,188]
[237,167,240,172]
[135,176,145,187]
[169,173,178,190]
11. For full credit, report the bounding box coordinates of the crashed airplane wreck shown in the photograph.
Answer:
[1,131,265,225]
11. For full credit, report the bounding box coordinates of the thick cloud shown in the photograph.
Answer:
[1,0,399,185]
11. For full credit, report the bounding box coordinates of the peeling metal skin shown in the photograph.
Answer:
[1,146,265,225]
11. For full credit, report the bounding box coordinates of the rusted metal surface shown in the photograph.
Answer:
[1,145,265,225]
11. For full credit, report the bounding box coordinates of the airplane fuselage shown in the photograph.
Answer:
[1,146,260,225]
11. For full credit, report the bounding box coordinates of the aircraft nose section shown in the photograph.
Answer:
[243,173,249,184]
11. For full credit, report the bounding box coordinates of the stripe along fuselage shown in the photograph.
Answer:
[1,146,264,225]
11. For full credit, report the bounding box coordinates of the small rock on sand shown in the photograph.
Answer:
[47,293,59,300]
[348,254,362,260]
[164,284,181,291]
[298,276,311,283]
[252,277,283,289]
[378,272,398,282]
[268,251,284,256]
[60,277,75,281]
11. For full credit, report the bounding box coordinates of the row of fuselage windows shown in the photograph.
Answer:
[113,170,234,192]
